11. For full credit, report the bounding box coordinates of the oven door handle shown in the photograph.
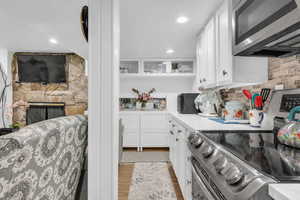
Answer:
[192,165,216,200]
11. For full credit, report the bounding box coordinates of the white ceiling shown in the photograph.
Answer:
[0,0,222,60]
[120,0,223,59]
[0,0,88,58]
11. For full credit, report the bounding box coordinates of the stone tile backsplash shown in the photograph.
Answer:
[221,56,300,104]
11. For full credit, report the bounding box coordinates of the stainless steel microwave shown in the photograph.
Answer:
[233,0,300,57]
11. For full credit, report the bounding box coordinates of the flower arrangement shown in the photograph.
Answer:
[132,88,156,106]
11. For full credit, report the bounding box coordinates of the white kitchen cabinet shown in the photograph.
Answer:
[204,18,217,88]
[195,18,216,89]
[140,113,168,147]
[120,112,168,149]
[120,113,140,147]
[168,116,192,200]
[215,0,268,87]
[195,0,268,90]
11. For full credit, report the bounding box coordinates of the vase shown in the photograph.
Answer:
[136,102,142,110]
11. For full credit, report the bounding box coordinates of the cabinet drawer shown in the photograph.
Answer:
[120,114,139,130]
[123,131,139,147]
[141,131,169,147]
[141,114,167,130]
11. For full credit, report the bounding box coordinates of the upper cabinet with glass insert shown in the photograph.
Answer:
[143,61,168,74]
[120,59,195,78]
[120,60,139,74]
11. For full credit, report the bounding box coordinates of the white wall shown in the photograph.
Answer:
[120,78,194,94]
[0,49,12,128]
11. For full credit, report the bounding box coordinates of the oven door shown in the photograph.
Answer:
[233,0,300,55]
[192,164,216,200]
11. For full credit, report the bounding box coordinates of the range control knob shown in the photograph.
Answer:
[202,145,215,158]
[188,133,198,143]
[213,156,228,173]
[194,137,204,148]
[189,134,200,144]
[225,165,244,185]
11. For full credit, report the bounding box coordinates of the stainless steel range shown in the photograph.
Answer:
[188,89,300,200]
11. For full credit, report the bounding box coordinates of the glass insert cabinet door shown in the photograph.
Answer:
[120,60,139,74]
[171,61,194,73]
[143,61,194,74]
[235,0,297,44]
[143,61,168,73]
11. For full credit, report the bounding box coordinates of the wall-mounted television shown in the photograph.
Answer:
[17,54,67,84]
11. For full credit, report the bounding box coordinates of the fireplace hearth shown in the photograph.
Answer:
[26,102,65,125]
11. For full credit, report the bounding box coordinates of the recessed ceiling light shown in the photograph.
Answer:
[166,49,175,54]
[49,38,58,44]
[176,16,189,24]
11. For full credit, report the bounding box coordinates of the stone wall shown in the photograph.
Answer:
[12,54,88,125]
[221,56,300,105]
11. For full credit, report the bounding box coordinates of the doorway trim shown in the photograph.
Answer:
[88,0,120,199]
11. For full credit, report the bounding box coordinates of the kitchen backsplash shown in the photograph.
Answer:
[220,56,300,105]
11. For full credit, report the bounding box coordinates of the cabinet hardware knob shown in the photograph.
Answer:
[199,79,202,83]
[222,70,228,76]
[187,180,192,185]
[176,138,179,142]
[203,78,206,82]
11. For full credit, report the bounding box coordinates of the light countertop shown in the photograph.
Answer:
[120,110,168,114]
[169,112,273,132]
[269,184,299,200]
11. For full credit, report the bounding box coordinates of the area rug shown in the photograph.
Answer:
[121,151,169,163]
[128,162,177,200]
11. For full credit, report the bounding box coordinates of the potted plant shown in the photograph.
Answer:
[132,88,156,110]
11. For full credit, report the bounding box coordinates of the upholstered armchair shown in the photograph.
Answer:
[0,115,88,200]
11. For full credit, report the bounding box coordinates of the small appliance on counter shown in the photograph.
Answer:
[194,90,222,117]
[177,93,199,114]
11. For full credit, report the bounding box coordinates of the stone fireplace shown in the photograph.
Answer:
[12,53,88,126]
[26,102,65,125]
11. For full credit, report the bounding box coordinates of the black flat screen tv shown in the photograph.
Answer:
[17,55,67,84]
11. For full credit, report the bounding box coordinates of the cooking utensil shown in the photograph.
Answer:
[255,96,263,110]
[242,89,252,99]
[252,93,260,109]
[243,89,253,109]
[260,88,271,103]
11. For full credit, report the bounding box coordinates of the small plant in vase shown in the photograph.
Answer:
[132,88,156,110]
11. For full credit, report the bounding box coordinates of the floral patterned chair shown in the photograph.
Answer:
[0,115,88,200]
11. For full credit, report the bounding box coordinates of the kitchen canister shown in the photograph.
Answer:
[277,106,300,148]
[223,101,245,120]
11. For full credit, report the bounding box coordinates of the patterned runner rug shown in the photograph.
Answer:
[128,162,177,200]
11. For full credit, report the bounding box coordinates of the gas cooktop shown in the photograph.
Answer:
[204,132,300,182]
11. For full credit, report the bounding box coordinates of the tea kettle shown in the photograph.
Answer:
[278,106,300,148]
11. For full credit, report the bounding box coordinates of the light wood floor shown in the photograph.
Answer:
[118,148,184,200]
[118,163,135,200]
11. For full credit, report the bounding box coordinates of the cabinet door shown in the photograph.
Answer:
[195,33,205,89]
[177,130,186,192]
[120,113,140,147]
[184,148,192,200]
[216,0,233,85]
[203,18,216,88]
[140,113,168,147]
